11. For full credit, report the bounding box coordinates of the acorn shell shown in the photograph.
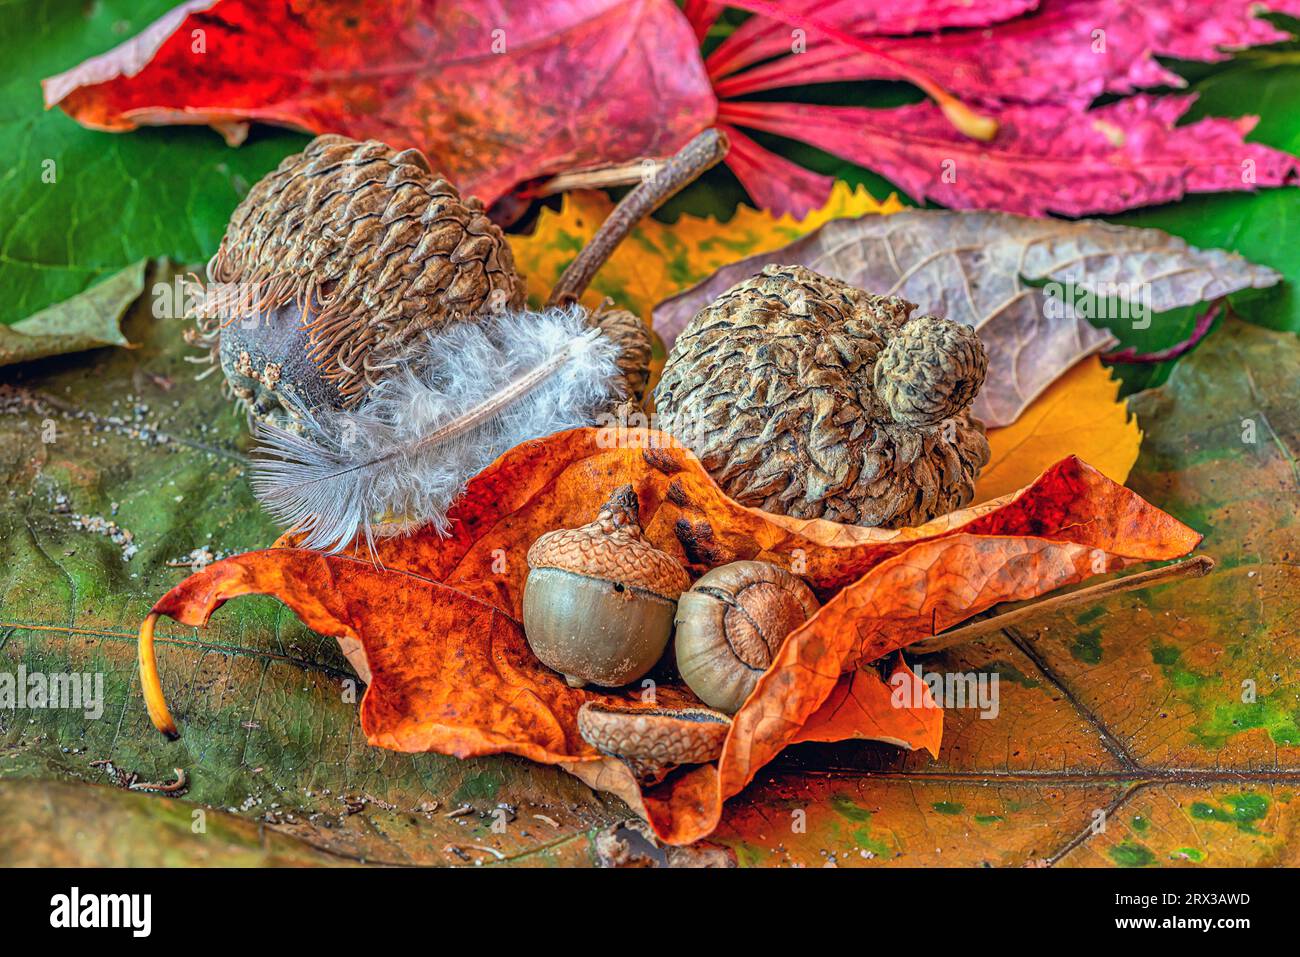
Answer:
[522,569,676,688]
[674,560,820,714]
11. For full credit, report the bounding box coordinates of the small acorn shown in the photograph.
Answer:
[674,560,820,714]
[524,486,689,688]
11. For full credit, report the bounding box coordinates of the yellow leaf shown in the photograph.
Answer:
[508,182,905,321]
[975,357,1141,503]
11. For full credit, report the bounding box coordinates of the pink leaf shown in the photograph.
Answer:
[719,95,1299,217]
[718,123,833,218]
[707,0,1039,79]
[715,0,1300,106]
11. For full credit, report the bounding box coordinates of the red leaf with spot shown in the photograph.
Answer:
[43,0,716,207]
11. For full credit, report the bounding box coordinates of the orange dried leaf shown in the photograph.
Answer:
[146,428,1200,844]
[791,658,943,758]
[150,549,612,764]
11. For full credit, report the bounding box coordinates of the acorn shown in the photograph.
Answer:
[674,560,820,714]
[524,485,689,688]
[191,130,728,434]
[190,135,525,432]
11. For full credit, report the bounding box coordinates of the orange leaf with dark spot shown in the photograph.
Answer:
[146,428,1200,844]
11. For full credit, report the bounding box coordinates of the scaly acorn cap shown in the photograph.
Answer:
[527,485,689,601]
[654,264,991,529]
[577,701,731,772]
[590,305,654,407]
[194,134,525,409]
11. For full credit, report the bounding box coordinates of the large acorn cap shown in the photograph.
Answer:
[654,264,991,529]
[527,485,689,600]
[195,134,525,419]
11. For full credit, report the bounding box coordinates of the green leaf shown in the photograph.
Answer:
[0,0,308,329]
[1106,55,1300,336]
[0,259,144,366]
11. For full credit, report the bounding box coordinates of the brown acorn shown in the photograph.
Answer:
[524,486,689,688]
[674,560,820,714]
[192,131,727,434]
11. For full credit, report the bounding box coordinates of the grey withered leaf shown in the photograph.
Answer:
[652,210,1282,427]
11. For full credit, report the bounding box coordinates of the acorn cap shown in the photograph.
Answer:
[653,263,991,528]
[590,305,653,406]
[577,701,731,769]
[195,134,525,417]
[527,485,689,601]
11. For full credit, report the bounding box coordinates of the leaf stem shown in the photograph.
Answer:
[547,128,729,307]
[138,612,180,740]
[911,554,1215,654]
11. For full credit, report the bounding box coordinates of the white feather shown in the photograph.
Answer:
[250,306,621,552]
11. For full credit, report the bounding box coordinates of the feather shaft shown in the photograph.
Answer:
[249,307,620,553]
[408,327,601,459]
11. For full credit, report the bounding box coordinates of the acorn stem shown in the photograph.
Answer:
[547,128,729,308]
[598,484,642,532]
[911,555,1215,654]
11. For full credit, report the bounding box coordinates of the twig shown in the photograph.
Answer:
[910,555,1215,655]
[532,160,664,197]
[129,768,188,794]
[547,128,728,307]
